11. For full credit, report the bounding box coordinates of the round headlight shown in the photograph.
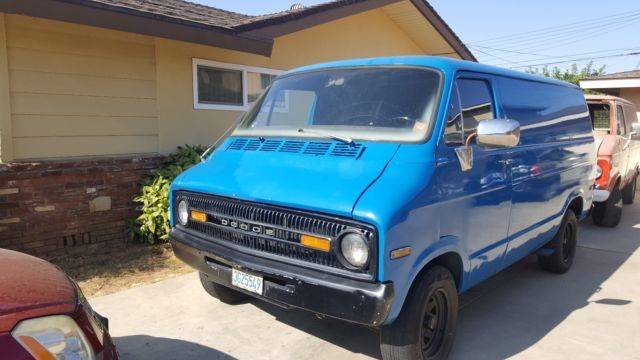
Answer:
[595,164,602,179]
[340,232,369,268]
[177,200,189,225]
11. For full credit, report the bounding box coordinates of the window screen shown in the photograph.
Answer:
[588,103,610,132]
[197,65,243,105]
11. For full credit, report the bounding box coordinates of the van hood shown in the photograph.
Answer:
[173,137,399,217]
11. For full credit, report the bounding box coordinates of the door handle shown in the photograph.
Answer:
[499,159,513,165]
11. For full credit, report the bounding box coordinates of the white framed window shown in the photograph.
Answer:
[192,58,285,111]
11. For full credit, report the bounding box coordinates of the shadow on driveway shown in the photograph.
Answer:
[248,208,640,359]
[115,335,236,360]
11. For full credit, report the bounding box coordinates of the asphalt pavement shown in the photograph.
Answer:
[92,199,640,360]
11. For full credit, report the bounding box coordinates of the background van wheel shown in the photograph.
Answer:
[538,209,577,274]
[622,176,637,204]
[199,272,248,304]
[592,185,622,228]
[380,266,458,360]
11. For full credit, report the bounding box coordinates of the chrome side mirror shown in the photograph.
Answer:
[631,123,640,140]
[476,118,521,148]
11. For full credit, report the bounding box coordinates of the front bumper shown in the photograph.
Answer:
[594,188,610,202]
[171,227,393,327]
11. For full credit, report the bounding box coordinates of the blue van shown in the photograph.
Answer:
[170,56,595,360]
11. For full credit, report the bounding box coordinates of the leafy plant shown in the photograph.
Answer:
[130,145,207,244]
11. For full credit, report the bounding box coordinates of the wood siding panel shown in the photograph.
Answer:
[10,70,156,98]
[6,22,155,61]
[8,48,156,81]
[5,15,158,160]
[11,93,157,117]
[0,15,13,161]
[13,135,158,159]
[12,115,157,137]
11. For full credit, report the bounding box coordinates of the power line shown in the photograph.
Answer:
[478,15,640,52]
[469,8,640,45]
[476,46,640,66]
[507,51,640,69]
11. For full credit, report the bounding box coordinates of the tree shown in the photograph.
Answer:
[526,62,606,88]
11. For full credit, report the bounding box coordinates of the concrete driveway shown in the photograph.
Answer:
[91,201,640,360]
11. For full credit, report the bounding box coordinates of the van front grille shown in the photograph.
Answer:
[173,191,377,280]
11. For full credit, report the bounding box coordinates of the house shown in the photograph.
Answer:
[0,0,474,257]
[580,70,640,118]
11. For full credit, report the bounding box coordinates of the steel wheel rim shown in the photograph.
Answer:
[421,289,448,357]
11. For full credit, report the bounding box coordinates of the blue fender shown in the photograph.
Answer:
[384,235,469,324]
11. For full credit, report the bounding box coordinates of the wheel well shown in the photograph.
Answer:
[425,252,463,289]
[567,196,583,217]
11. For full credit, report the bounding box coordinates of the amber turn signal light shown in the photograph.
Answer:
[300,234,331,252]
[390,246,412,260]
[190,210,207,223]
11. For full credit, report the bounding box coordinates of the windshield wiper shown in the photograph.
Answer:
[297,128,354,145]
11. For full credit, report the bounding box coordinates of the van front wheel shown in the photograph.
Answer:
[538,209,577,274]
[380,266,458,360]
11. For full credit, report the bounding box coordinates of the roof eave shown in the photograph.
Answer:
[236,0,476,62]
[0,0,274,56]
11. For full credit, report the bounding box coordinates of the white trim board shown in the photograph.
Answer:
[580,78,640,89]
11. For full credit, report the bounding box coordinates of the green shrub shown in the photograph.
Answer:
[130,145,207,244]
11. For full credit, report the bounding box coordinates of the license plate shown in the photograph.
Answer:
[231,268,263,295]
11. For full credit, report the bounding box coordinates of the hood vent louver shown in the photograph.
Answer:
[226,138,364,158]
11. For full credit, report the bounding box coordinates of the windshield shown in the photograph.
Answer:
[233,67,442,142]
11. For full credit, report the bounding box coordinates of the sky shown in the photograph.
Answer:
[193,0,640,75]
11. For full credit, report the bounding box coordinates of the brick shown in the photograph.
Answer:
[0,217,20,224]
[0,155,163,257]
[0,188,19,195]
[35,205,56,212]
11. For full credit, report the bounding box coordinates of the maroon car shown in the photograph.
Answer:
[0,249,117,359]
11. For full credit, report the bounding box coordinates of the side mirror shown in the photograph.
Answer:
[631,123,640,140]
[476,118,521,148]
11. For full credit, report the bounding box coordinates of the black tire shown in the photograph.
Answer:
[199,272,248,304]
[380,266,458,360]
[622,176,637,205]
[538,209,578,274]
[592,185,623,228]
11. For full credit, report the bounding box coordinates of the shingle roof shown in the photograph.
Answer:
[13,0,474,59]
[82,0,253,29]
[584,70,640,80]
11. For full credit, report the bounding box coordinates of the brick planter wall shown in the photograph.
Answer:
[0,155,163,258]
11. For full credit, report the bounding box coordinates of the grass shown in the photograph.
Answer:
[51,243,194,298]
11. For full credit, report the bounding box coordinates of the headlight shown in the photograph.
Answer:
[340,232,369,268]
[595,164,602,179]
[12,315,95,360]
[178,200,189,225]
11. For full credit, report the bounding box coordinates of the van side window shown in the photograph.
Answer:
[623,105,638,133]
[616,105,626,135]
[444,83,463,144]
[457,79,495,142]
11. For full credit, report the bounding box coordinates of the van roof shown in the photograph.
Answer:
[584,94,635,105]
[285,56,579,89]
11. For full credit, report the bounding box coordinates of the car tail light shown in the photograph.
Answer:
[596,159,610,188]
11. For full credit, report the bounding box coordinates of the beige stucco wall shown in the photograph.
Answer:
[2,14,158,161]
[620,88,640,120]
[155,7,430,153]
[0,3,456,160]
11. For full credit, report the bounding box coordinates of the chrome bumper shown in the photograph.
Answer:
[593,189,610,202]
